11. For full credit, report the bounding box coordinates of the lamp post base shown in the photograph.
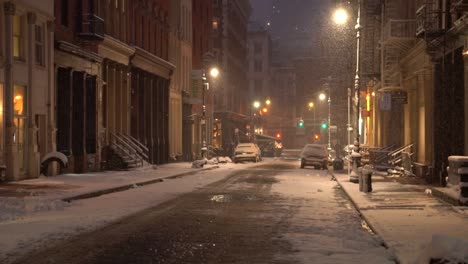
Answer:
[349,152,362,183]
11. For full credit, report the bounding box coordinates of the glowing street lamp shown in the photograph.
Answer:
[319,93,326,101]
[333,8,349,25]
[210,67,219,78]
[333,1,363,183]
[201,67,220,158]
[253,101,261,109]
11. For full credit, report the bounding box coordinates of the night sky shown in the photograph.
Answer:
[250,0,331,39]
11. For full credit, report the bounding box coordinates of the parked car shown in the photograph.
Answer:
[233,143,262,163]
[300,144,329,169]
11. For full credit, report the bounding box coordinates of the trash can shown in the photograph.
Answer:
[333,158,344,171]
[361,165,373,193]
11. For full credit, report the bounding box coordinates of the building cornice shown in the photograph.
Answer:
[56,41,103,63]
[98,35,135,65]
[131,47,175,79]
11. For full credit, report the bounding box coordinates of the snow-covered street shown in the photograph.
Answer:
[0,159,467,264]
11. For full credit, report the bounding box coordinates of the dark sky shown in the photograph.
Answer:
[250,0,331,38]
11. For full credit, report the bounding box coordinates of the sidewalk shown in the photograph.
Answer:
[332,170,468,264]
[0,162,222,222]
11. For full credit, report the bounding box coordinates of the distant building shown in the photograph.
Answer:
[169,0,192,161]
[190,0,214,160]
[54,0,174,174]
[0,0,55,180]
[212,0,251,154]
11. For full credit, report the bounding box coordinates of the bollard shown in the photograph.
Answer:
[457,167,468,205]
[361,165,373,193]
[358,167,364,192]
[349,152,362,183]
[448,156,468,205]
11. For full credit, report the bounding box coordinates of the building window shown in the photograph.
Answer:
[212,19,218,30]
[35,24,44,65]
[254,60,262,72]
[255,80,262,94]
[61,0,69,27]
[254,43,262,53]
[13,85,26,151]
[13,15,23,59]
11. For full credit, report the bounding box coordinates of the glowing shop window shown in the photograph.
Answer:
[13,85,25,116]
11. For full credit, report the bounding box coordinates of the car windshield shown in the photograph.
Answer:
[302,145,326,156]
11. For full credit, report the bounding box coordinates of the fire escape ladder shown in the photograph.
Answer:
[416,0,447,57]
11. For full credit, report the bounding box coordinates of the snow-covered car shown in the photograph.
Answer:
[300,144,328,169]
[233,143,262,163]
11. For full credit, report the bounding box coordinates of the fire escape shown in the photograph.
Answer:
[415,0,446,56]
[380,0,417,91]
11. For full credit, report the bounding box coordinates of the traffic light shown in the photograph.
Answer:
[314,134,320,140]
[276,133,281,139]
[321,120,328,129]
[298,119,304,127]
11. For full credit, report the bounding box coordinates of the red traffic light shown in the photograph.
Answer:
[314,134,320,140]
[276,133,281,138]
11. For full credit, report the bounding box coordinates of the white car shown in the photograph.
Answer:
[233,143,262,163]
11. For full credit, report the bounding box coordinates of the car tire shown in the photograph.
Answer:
[234,159,238,164]
[300,162,305,168]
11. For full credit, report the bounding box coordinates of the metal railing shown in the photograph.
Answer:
[388,143,414,166]
[109,133,146,167]
[77,13,105,40]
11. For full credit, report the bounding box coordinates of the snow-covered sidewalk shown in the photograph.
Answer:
[0,162,222,222]
[332,171,468,264]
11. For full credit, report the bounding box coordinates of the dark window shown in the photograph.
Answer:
[254,42,262,53]
[86,76,97,153]
[34,25,44,65]
[61,0,69,27]
[254,61,262,72]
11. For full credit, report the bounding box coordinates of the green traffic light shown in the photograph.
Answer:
[298,120,304,127]
[321,123,328,129]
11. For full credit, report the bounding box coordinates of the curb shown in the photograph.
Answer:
[329,169,401,264]
[430,187,462,206]
[62,165,220,202]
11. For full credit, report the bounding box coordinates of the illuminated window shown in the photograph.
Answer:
[13,85,26,153]
[212,20,218,30]
[13,15,23,59]
[35,24,44,65]
[13,85,25,116]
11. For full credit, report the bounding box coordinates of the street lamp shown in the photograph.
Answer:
[251,99,271,141]
[333,1,362,182]
[319,92,331,150]
[333,8,349,25]
[201,67,219,159]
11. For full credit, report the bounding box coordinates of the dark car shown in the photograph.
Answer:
[300,144,329,170]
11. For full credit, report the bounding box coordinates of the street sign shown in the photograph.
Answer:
[329,125,337,133]
[391,91,408,104]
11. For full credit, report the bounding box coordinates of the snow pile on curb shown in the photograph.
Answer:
[416,234,468,264]
[0,197,70,222]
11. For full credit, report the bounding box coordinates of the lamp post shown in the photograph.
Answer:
[333,1,362,182]
[319,92,331,150]
[201,67,219,159]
